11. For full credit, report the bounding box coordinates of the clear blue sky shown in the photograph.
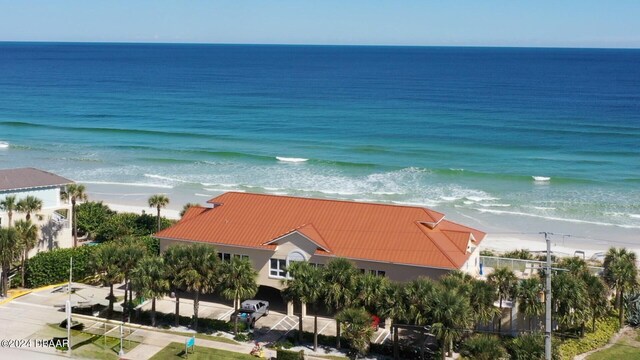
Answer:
[1,0,639,48]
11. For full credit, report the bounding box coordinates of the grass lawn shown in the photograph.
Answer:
[29,324,138,360]
[587,344,640,360]
[150,342,256,360]
[161,329,239,344]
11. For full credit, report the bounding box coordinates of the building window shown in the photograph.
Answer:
[310,263,324,268]
[218,252,232,262]
[270,259,287,278]
[366,269,386,277]
[233,254,250,260]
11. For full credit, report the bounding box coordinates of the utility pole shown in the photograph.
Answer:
[541,232,553,360]
[67,256,73,356]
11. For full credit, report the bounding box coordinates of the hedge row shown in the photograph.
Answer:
[276,349,304,360]
[25,245,96,288]
[555,316,619,360]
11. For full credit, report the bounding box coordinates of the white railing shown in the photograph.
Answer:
[52,211,70,229]
[479,256,604,275]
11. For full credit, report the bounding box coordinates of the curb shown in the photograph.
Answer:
[0,282,68,305]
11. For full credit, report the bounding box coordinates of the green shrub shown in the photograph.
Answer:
[507,333,545,360]
[25,245,96,288]
[76,201,115,238]
[234,333,249,342]
[461,334,507,360]
[555,317,619,360]
[276,349,304,360]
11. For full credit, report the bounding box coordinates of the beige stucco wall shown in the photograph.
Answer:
[461,245,481,276]
[160,231,458,290]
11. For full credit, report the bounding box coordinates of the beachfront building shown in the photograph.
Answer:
[0,168,74,254]
[156,192,485,315]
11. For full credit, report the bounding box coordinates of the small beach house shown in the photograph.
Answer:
[0,168,74,254]
[156,192,485,315]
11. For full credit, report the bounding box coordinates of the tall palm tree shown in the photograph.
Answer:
[487,267,517,332]
[118,238,147,322]
[323,258,359,349]
[470,279,499,329]
[379,281,409,357]
[282,261,325,347]
[16,196,42,222]
[61,184,88,247]
[14,220,38,287]
[552,272,589,332]
[431,284,473,360]
[0,228,20,297]
[131,256,170,327]
[164,245,189,327]
[93,242,124,319]
[557,257,589,277]
[583,273,609,332]
[177,244,219,330]
[355,273,389,314]
[148,194,170,232]
[220,256,258,334]
[0,195,18,227]
[604,247,639,327]
[516,278,543,330]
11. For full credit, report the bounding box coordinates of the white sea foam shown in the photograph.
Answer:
[82,181,174,189]
[204,188,245,193]
[477,203,511,207]
[144,173,189,183]
[629,214,640,219]
[372,191,401,195]
[475,208,640,229]
[194,193,213,197]
[466,195,500,202]
[0,141,9,149]
[532,176,551,182]
[276,157,309,163]
[440,196,462,201]
[531,206,557,210]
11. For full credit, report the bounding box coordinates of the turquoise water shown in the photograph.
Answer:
[0,43,639,230]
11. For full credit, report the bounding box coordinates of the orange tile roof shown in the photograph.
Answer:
[156,192,486,269]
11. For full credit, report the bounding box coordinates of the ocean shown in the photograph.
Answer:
[1,42,639,243]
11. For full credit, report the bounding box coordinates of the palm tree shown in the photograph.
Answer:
[335,307,375,357]
[14,220,38,287]
[93,242,124,319]
[164,245,189,327]
[604,247,639,328]
[16,196,42,222]
[0,228,20,297]
[470,279,499,329]
[177,244,220,330]
[323,258,359,349]
[516,278,543,330]
[379,281,409,358]
[583,273,609,332]
[148,194,170,232]
[355,273,389,314]
[118,238,147,322]
[180,203,199,218]
[552,272,589,332]
[61,184,88,247]
[431,284,473,360]
[405,277,437,326]
[131,256,170,327]
[282,261,325,347]
[487,267,517,332]
[0,195,18,227]
[220,256,258,334]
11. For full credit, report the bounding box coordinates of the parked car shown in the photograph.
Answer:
[232,300,270,326]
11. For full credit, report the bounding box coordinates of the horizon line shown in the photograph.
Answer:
[1,40,639,51]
